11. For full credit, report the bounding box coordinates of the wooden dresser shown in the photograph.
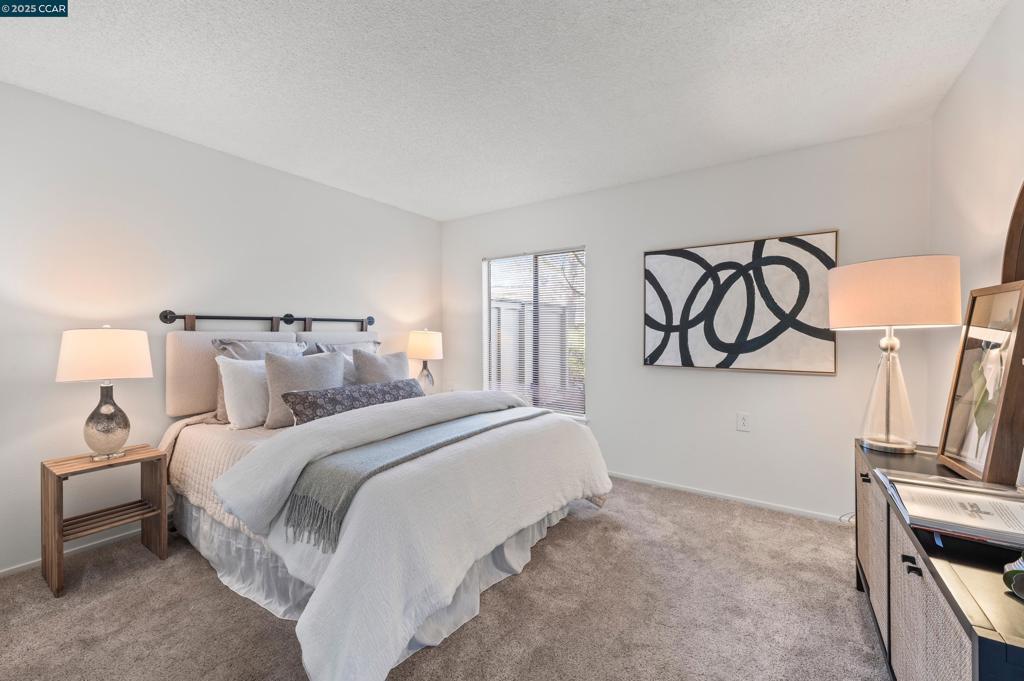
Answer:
[855,442,1024,680]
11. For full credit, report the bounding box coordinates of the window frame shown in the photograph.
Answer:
[481,245,587,418]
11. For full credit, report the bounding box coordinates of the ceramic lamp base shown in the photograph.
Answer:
[84,383,131,460]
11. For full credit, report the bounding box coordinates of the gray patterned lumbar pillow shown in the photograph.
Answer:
[353,348,409,384]
[211,339,308,422]
[282,378,425,425]
[264,351,346,429]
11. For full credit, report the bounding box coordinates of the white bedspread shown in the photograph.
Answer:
[213,391,612,681]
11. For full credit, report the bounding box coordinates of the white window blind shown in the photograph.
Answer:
[485,248,585,416]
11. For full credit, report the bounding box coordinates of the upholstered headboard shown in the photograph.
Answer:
[161,310,376,417]
[166,331,296,417]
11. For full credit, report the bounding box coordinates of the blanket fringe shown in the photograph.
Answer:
[285,495,340,553]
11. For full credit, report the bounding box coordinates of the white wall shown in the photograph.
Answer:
[442,125,934,520]
[924,0,1024,447]
[0,84,441,574]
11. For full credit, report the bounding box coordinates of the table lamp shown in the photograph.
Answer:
[828,255,961,453]
[56,326,153,460]
[407,329,443,387]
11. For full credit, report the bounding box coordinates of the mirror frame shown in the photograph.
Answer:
[1001,180,1024,283]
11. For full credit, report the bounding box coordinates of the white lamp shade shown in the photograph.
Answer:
[828,255,962,330]
[56,328,154,382]
[407,329,443,360]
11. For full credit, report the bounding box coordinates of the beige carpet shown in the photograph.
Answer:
[0,479,888,681]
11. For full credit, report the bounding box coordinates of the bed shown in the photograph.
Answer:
[157,319,612,681]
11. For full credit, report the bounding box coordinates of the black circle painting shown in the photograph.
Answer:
[643,231,837,374]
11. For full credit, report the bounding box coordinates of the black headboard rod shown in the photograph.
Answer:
[158,310,375,332]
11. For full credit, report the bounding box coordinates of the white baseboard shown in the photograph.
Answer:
[608,470,842,523]
[0,527,141,578]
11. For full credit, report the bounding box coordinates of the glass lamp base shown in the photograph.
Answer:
[860,330,917,455]
[84,383,131,460]
[417,360,434,387]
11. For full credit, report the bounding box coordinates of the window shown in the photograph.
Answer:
[485,248,585,416]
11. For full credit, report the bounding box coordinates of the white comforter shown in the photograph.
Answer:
[213,391,612,681]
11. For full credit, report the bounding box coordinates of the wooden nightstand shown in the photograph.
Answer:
[40,444,167,596]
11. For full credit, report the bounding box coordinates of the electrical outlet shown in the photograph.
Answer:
[736,412,751,432]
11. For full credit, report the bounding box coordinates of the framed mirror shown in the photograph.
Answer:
[938,281,1024,484]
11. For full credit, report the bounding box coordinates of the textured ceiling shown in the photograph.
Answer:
[0,1,1006,220]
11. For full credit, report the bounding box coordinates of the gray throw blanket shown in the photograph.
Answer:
[285,406,550,552]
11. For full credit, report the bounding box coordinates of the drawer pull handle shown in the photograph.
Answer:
[859,473,871,483]
[906,565,923,577]
[900,554,917,565]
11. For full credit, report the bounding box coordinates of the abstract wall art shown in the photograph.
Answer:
[644,230,837,374]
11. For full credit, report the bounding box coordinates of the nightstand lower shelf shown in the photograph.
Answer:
[62,500,161,541]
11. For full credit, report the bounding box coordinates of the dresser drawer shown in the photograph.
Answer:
[856,451,889,649]
[923,562,972,681]
[890,513,927,680]
[889,515,974,681]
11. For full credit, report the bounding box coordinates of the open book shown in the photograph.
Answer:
[875,469,1024,549]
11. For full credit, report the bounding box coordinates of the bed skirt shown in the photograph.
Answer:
[174,495,570,664]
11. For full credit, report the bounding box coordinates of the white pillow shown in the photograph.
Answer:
[214,356,269,429]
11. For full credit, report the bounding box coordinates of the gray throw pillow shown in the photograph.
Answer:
[353,349,409,384]
[264,351,346,429]
[282,379,425,425]
[212,339,308,422]
[315,340,381,384]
